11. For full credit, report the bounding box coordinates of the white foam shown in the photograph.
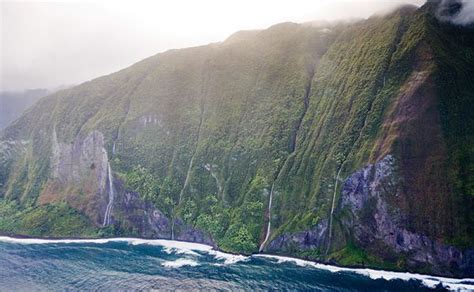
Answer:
[162,246,200,256]
[1,236,472,290]
[162,258,199,268]
[0,236,213,250]
[128,238,213,255]
[254,254,474,291]
[209,250,249,265]
[0,236,238,262]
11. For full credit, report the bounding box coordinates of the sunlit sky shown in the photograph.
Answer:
[1,0,426,91]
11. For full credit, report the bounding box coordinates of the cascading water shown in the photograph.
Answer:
[259,183,275,252]
[325,166,343,256]
[172,106,205,240]
[259,70,315,252]
[103,162,114,226]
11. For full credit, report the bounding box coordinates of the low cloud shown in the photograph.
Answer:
[1,0,427,91]
[436,0,474,26]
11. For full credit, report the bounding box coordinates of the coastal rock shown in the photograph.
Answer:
[114,179,214,246]
[267,220,328,254]
[266,155,473,277]
[40,129,110,224]
[338,155,474,277]
[42,129,214,245]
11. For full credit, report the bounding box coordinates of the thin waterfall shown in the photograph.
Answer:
[325,166,343,256]
[103,162,114,226]
[259,69,315,252]
[259,182,275,252]
[172,104,205,240]
[172,154,196,240]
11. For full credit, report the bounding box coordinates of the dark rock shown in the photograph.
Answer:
[338,155,474,277]
[48,129,214,246]
[265,155,473,277]
[111,178,214,246]
[267,219,328,253]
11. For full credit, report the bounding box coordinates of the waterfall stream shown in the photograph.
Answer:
[325,166,343,255]
[103,162,114,226]
[259,70,315,252]
[259,183,275,252]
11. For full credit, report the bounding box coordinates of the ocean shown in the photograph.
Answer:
[0,237,472,291]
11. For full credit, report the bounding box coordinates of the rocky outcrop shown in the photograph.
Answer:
[265,155,473,277]
[53,129,108,190]
[41,129,214,245]
[40,129,109,224]
[1,3,472,277]
[338,155,473,277]
[113,179,213,245]
[267,220,328,253]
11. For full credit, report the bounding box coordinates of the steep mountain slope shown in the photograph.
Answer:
[0,89,49,129]
[0,2,472,277]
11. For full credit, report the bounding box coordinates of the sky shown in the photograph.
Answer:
[1,0,427,91]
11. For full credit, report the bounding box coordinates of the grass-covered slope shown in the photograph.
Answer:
[273,2,473,249]
[0,89,49,130]
[0,2,472,276]
[1,21,338,246]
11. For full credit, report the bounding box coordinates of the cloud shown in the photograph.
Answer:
[1,0,426,91]
[436,0,474,25]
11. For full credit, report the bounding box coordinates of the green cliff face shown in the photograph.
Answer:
[0,3,473,277]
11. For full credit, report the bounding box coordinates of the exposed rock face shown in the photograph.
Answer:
[267,220,328,253]
[113,180,213,245]
[40,130,109,224]
[338,155,473,277]
[50,129,108,192]
[266,154,473,277]
[1,3,472,277]
[42,129,213,245]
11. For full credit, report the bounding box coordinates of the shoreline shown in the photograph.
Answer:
[0,232,466,279]
[0,234,473,291]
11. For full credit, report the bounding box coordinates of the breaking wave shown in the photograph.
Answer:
[0,236,472,291]
[254,254,474,291]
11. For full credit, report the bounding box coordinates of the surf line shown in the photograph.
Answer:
[0,236,472,291]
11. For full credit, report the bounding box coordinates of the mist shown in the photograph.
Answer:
[436,0,474,25]
[1,0,426,91]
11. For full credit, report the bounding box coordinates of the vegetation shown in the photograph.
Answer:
[124,165,179,217]
[0,199,98,237]
[0,2,472,274]
[328,242,399,271]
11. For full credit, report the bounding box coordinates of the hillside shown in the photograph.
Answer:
[0,2,473,277]
[0,89,49,129]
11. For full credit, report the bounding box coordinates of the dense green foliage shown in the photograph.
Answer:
[0,199,98,237]
[0,2,472,272]
[329,242,400,271]
[426,11,474,247]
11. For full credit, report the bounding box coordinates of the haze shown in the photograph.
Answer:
[1,0,425,91]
